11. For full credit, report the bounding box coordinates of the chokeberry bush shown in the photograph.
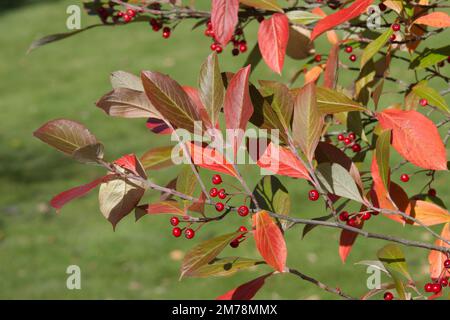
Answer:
[31,0,450,300]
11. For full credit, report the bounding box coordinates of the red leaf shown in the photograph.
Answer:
[135,201,185,221]
[407,200,450,226]
[211,0,239,45]
[413,12,450,28]
[188,192,206,214]
[311,0,374,41]
[182,86,212,128]
[428,223,450,280]
[257,143,310,180]
[50,176,109,211]
[339,218,364,263]
[189,142,238,177]
[311,8,339,44]
[216,273,272,300]
[114,154,147,178]
[253,210,287,272]
[258,13,289,74]
[377,109,447,170]
[146,117,172,135]
[323,43,339,89]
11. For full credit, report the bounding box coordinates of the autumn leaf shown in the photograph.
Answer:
[189,142,238,177]
[253,210,287,272]
[135,200,184,221]
[323,43,339,89]
[377,109,447,170]
[140,146,174,170]
[428,223,450,280]
[216,273,273,300]
[211,0,240,45]
[413,12,450,28]
[339,218,364,263]
[258,13,289,74]
[239,0,283,12]
[407,200,450,226]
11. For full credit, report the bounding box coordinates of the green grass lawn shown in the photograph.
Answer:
[0,1,449,299]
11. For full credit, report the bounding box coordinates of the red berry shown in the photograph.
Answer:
[339,211,349,221]
[238,205,249,217]
[391,23,401,32]
[123,14,132,23]
[239,43,247,53]
[337,134,345,141]
[210,187,218,197]
[170,216,179,226]
[232,48,239,56]
[172,227,182,237]
[389,34,396,42]
[162,27,171,38]
[344,137,352,145]
[428,188,437,197]
[431,283,442,293]
[400,174,409,183]
[238,226,248,233]
[314,54,322,62]
[218,189,227,199]
[230,239,240,248]
[126,9,136,17]
[419,98,428,106]
[207,21,213,29]
[308,189,320,201]
[210,43,217,51]
[352,143,362,153]
[347,217,358,227]
[444,259,450,268]
[379,3,387,11]
[349,54,357,62]
[215,202,225,212]
[345,46,353,53]
[383,292,394,300]
[185,228,195,239]
[361,212,371,221]
[212,174,222,185]
[440,278,448,287]
[424,283,433,292]
[348,132,356,140]
[117,11,124,17]
[235,28,243,35]
[215,45,223,53]
[152,24,162,32]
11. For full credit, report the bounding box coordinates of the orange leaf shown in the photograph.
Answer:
[413,12,450,28]
[256,143,310,180]
[189,142,238,177]
[136,201,184,216]
[253,210,287,272]
[428,223,450,280]
[377,109,447,170]
[407,200,450,226]
[258,13,290,74]
[311,7,339,45]
[216,273,272,300]
[304,65,324,84]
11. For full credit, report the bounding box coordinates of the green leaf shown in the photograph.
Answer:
[185,257,264,278]
[409,45,450,69]
[34,119,98,156]
[316,163,365,203]
[377,244,412,300]
[355,60,376,103]
[293,82,323,162]
[286,10,322,25]
[199,53,225,127]
[316,87,366,113]
[141,71,202,133]
[140,146,174,170]
[180,232,244,279]
[360,28,393,69]
[239,0,284,12]
[375,129,391,190]
[72,143,105,164]
[176,166,197,210]
[260,82,293,131]
[251,176,290,218]
[412,81,450,114]
[96,88,160,118]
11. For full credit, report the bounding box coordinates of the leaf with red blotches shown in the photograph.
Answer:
[253,210,287,272]
[50,175,111,211]
[311,0,374,41]
[339,218,364,263]
[376,109,447,170]
[216,273,273,300]
[135,200,184,221]
[114,154,145,176]
[257,143,310,180]
[413,12,450,28]
[428,223,450,280]
[189,142,238,177]
[407,200,450,226]
[211,0,240,45]
[258,13,289,74]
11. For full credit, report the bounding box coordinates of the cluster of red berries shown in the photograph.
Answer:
[423,259,450,296]
[229,226,249,248]
[210,175,250,216]
[339,210,378,226]
[337,132,361,153]
[389,23,401,42]
[204,21,247,56]
[170,216,196,239]
[116,8,138,24]
[343,45,357,62]
[149,19,171,38]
